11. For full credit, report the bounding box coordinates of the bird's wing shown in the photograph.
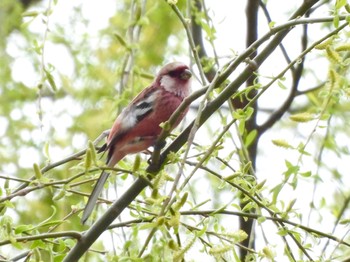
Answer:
[81,86,159,224]
[105,85,160,161]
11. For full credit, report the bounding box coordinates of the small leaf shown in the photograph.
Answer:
[196,224,208,237]
[114,33,129,49]
[43,142,50,162]
[346,3,350,13]
[88,140,97,165]
[300,171,312,177]
[272,139,294,149]
[44,68,57,91]
[271,184,282,204]
[33,163,42,179]
[238,120,245,136]
[315,37,333,50]
[15,224,34,234]
[336,0,347,9]
[262,246,275,259]
[285,199,296,214]
[326,47,342,64]
[242,161,252,174]
[340,218,350,224]
[289,112,314,122]
[245,129,257,147]
[335,43,350,52]
[173,192,188,211]
[224,173,241,181]
[256,179,266,190]
[277,80,287,90]
[139,222,157,230]
[84,149,92,171]
[132,154,141,173]
[233,109,246,120]
[277,228,288,237]
[284,160,299,176]
[53,189,65,201]
[333,14,339,27]
[257,216,266,224]
[22,11,39,17]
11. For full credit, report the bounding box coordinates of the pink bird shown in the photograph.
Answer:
[82,62,192,223]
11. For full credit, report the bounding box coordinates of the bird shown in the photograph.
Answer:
[81,62,192,224]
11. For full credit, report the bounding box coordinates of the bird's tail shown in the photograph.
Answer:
[81,171,110,224]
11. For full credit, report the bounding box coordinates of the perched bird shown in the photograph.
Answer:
[81,62,192,224]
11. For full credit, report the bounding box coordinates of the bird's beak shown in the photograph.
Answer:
[180,69,192,80]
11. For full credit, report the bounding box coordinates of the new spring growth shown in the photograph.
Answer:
[173,192,188,211]
[88,140,97,165]
[33,163,42,180]
[84,148,92,172]
[132,154,141,173]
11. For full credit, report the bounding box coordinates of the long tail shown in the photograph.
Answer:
[81,171,110,224]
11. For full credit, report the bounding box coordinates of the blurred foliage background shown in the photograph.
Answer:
[2,0,350,261]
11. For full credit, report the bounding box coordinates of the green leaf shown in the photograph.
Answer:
[88,140,97,165]
[277,228,288,237]
[84,148,92,171]
[271,184,283,204]
[43,142,50,163]
[272,139,294,149]
[340,218,350,224]
[33,163,42,179]
[244,129,257,147]
[132,154,141,173]
[196,223,208,237]
[289,112,314,122]
[336,0,347,9]
[300,171,312,177]
[53,189,66,201]
[114,33,129,50]
[285,160,299,176]
[44,68,57,91]
[333,14,339,27]
[257,216,266,224]
[238,120,245,136]
[139,222,157,230]
[277,80,287,90]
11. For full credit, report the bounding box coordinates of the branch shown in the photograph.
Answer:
[0,231,81,246]
[180,210,350,248]
[63,177,149,261]
[64,1,339,259]
[258,22,348,135]
[259,0,293,71]
[12,130,109,194]
[238,0,260,258]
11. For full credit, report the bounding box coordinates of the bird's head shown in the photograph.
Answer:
[156,62,192,98]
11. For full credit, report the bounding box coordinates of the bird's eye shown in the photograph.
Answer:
[168,70,178,77]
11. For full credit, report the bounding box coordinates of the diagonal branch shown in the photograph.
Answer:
[64,1,326,260]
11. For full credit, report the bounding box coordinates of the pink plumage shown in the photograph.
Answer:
[81,62,192,223]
